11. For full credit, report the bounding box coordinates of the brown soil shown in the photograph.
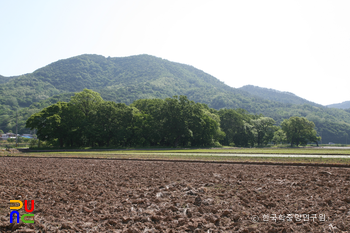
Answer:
[0,157,349,232]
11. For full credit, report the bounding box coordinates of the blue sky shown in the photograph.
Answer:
[1,0,350,105]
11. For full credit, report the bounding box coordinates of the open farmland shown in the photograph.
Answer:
[6,146,350,166]
[0,157,350,232]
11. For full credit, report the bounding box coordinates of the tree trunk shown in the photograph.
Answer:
[174,135,181,147]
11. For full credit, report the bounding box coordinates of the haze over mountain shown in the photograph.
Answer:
[327,101,350,109]
[1,54,350,144]
[239,85,323,107]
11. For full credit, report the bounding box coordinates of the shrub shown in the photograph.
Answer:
[29,139,38,148]
[7,138,15,143]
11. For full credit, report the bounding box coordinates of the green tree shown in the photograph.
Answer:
[218,109,255,147]
[29,138,38,148]
[162,96,194,147]
[69,89,104,147]
[272,129,287,145]
[197,108,225,146]
[281,116,321,146]
[70,89,103,117]
[17,137,24,143]
[7,138,15,143]
[128,108,154,147]
[26,102,70,147]
[251,117,276,146]
[93,101,133,147]
[130,99,165,146]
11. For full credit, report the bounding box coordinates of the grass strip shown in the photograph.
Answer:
[25,147,350,155]
[4,151,350,165]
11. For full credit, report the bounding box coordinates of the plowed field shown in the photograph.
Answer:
[0,157,349,232]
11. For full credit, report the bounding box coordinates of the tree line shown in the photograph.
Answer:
[26,89,321,148]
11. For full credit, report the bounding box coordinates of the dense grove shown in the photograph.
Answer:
[26,89,319,148]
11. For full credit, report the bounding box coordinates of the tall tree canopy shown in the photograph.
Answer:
[26,90,320,148]
[281,116,321,146]
[26,90,225,148]
[251,117,277,146]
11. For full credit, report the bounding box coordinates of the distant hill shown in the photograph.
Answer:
[239,85,322,107]
[1,54,276,110]
[1,54,350,143]
[327,101,350,109]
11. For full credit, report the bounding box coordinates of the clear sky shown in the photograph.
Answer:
[1,0,349,106]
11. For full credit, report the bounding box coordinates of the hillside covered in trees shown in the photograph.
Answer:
[1,54,350,144]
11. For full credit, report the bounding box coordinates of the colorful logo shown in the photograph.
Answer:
[10,200,35,223]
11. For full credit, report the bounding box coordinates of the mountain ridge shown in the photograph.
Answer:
[239,85,323,107]
[1,54,350,143]
[0,74,17,84]
[3,54,277,110]
[327,101,350,109]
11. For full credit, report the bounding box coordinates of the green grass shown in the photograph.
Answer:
[179,148,350,155]
[26,147,350,155]
[0,142,30,148]
[3,149,350,165]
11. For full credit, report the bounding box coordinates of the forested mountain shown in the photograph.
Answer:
[239,85,322,107]
[327,101,350,109]
[2,54,274,109]
[1,54,350,144]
